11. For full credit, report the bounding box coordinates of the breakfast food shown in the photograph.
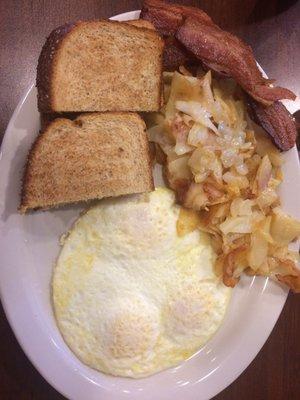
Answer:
[53,188,231,377]
[140,0,297,151]
[247,98,297,151]
[20,113,153,212]
[175,18,295,105]
[147,69,300,292]
[37,20,164,113]
[125,19,155,30]
[15,0,299,382]
[140,0,295,103]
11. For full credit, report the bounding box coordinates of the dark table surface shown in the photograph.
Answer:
[0,1,299,399]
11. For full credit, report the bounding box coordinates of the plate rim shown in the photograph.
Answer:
[0,9,299,400]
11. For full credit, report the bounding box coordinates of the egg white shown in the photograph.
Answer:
[52,188,231,378]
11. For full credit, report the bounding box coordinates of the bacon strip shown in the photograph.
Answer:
[140,0,212,36]
[141,0,296,105]
[176,17,295,105]
[163,37,194,71]
[248,99,297,151]
[140,0,204,70]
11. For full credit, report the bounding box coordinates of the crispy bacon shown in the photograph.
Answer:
[140,0,183,36]
[140,0,212,36]
[248,99,297,151]
[175,17,296,105]
[163,37,194,71]
[141,0,296,105]
[141,0,205,70]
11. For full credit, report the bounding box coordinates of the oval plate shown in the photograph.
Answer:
[0,10,300,400]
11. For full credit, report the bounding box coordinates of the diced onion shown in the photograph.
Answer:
[168,156,192,180]
[220,216,252,234]
[175,100,219,134]
[187,123,209,146]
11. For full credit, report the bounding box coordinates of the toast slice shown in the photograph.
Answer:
[37,20,164,113]
[19,113,154,213]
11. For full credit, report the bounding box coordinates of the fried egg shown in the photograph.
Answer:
[52,188,231,378]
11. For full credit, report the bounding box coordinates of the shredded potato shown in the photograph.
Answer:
[148,70,300,292]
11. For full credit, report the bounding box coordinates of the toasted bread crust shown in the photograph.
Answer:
[20,112,154,213]
[37,20,164,113]
[37,22,76,112]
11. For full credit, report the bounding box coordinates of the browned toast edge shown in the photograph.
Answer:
[37,22,76,112]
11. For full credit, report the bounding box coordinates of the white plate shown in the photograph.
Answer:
[0,10,300,400]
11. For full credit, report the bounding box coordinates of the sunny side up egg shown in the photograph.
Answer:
[52,188,231,378]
